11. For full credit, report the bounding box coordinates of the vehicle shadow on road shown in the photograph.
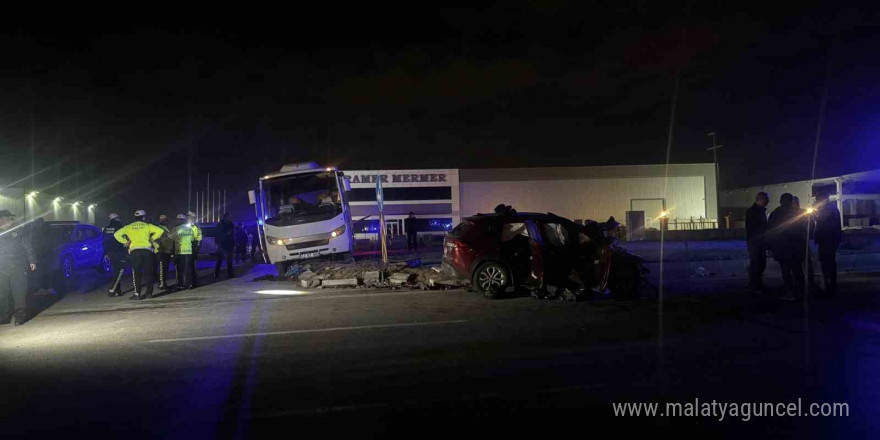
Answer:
[149,261,255,299]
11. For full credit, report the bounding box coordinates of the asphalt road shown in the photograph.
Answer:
[1,265,879,439]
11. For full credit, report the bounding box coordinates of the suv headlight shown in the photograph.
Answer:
[330,224,346,238]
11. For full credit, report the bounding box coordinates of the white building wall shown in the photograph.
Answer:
[720,181,813,213]
[0,189,25,221]
[461,175,707,225]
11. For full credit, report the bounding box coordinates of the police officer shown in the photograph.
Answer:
[187,212,202,288]
[155,215,176,290]
[103,212,129,297]
[114,210,165,300]
[170,214,196,289]
[0,210,36,325]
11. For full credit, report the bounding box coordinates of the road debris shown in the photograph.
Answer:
[321,278,360,288]
[252,256,462,291]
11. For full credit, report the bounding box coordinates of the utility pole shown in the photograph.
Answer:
[707,132,724,226]
[187,132,193,213]
[207,173,211,223]
[29,106,35,223]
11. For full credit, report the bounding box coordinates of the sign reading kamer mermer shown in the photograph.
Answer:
[348,173,448,185]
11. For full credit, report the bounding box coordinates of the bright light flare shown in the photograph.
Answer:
[659,211,670,218]
[53,197,64,204]
[27,191,39,198]
[88,203,97,210]
[255,290,310,295]
[806,207,816,214]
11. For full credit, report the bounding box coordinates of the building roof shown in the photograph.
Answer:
[460,163,716,182]
[725,168,880,193]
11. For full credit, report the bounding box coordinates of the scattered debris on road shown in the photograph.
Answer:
[251,257,465,291]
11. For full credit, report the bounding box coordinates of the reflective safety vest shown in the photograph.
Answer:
[114,221,165,253]
[173,224,195,255]
[191,224,203,243]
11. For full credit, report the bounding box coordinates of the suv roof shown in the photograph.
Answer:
[466,212,568,222]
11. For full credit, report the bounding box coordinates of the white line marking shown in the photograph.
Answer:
[147,320,469,343]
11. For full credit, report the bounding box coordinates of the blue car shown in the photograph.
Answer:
[45,222,109,281]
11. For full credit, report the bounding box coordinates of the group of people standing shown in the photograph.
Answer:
[746,191,842,300]
[103,210,255,301]
[103,210,206,300]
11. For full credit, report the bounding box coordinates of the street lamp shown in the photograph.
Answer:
[53,197,64,204]
[88,204,97,210]
[707,132,724,228]
[706,132,724,183]
[27,191,39,199]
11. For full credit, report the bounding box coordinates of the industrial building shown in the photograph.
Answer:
[0,188,25,218]
[721,169,880,229]
[347,164,719,239]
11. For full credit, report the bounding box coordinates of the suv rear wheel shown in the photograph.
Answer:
[473,262,509,294]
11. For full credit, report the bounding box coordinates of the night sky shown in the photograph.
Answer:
[1,2,878,221]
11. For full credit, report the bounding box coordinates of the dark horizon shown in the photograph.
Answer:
[1,2,878,222]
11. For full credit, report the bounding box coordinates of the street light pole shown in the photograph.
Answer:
[707,132,724,227]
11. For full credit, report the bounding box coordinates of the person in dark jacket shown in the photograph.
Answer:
[215,213,235,279]
[767,193,808,301]
[0,210,36,325]
[103,213,128,297]
[234,224,248,263]
[793,196,819,290]
[155,215,176,290]
[814,192,843,296]
[30,217,54,295]
[249,231,260,262]
[745,192,770,291]
[404,213,418,252]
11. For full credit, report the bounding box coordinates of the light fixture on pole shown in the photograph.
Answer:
[27,191,39,199]
[707,132,724,227]
[53,197,64,204]
[706,132,724,182]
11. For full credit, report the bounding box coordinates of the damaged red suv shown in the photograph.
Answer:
[443,212,646,298]
[443,212,583,294]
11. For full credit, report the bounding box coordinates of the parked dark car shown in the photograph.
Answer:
[45,222,108,281]
[442,212,646,298]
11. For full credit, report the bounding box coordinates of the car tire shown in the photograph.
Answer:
[472,262,510,295]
